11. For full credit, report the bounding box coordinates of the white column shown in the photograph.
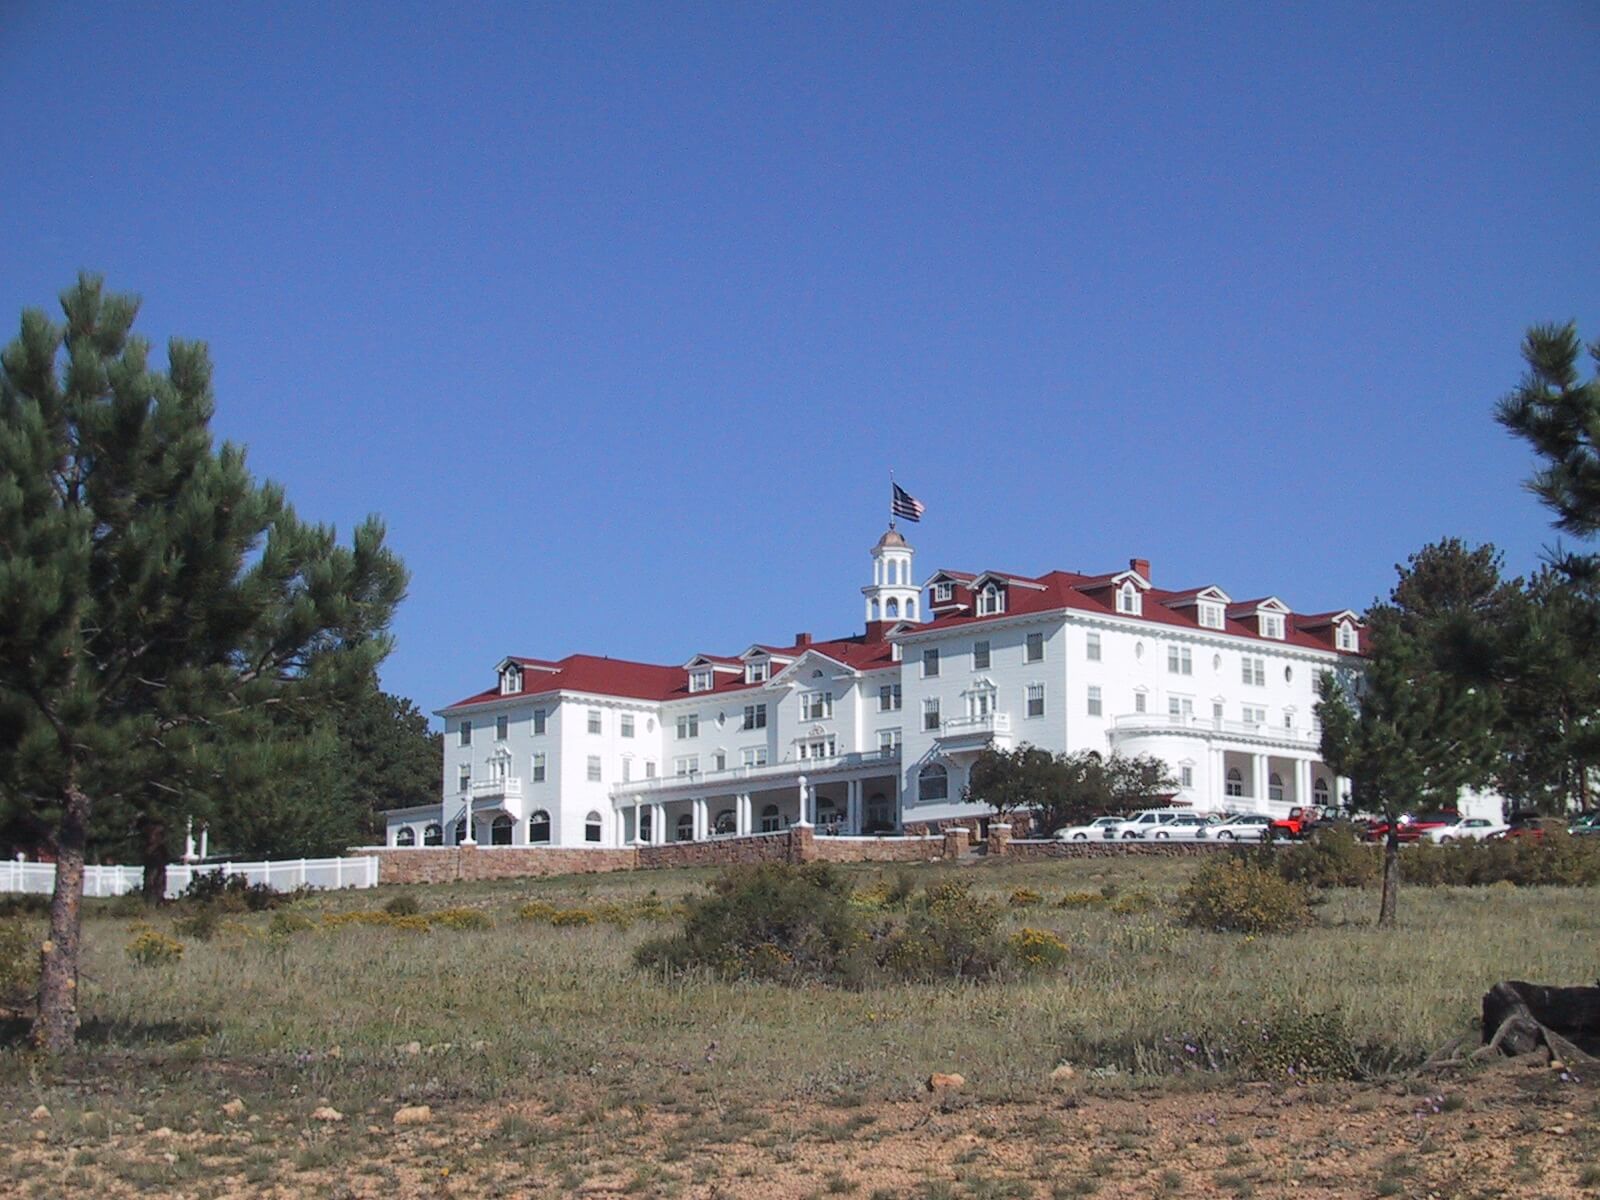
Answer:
[633,800,642,845]
[693,798,707,841]
[795,775,811,826]
[199,826,209,859]
[652,803,665,846]
[1209,748,1225,811]
[1251,755,1268,814]
[1295,759,1312,809]
[736,793,749,836]
[183,818,197,863]
[847,780,862,833]
[1333,774,1349,811]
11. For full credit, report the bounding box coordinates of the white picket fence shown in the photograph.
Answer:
[0,856,380,900]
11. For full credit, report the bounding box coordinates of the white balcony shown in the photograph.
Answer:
[610,747,901,803]
[1109,713,1321,749]
[936,712,1012,755]
[470,776,524,801]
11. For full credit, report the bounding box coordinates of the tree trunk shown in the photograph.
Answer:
[1377,824,1401,927]
[139,816,169,906]
[34,780,91,1054]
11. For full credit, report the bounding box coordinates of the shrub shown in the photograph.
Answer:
[180,869,287,912]
[0,919,39,1010]
[1247,1011,1361,1081]
[1056,890,1107,909]
[1008,927,1070,969]
[173,907,222,941]
[1275,828,1380,890]
[268,911,316,938]
[126,929,185,966]
[548,909,594,927]
[517,900,559,922]
[383,894,421,917]
[1404,834,1600,888]
[1178,856,1312,934]
[881,880,1005,982]
[1008,887,1043,908]
[320,910,430,932]
[430,907,493,931]
[1108,890,1158,916]
[634,863,870,986]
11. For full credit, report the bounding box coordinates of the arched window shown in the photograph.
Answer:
[907,597,917,619]
[529,810,551,843]
[865,793,892,832]
[978,584,1003,615]
[585,811,603,843]
[1118,582,1140,615]
[423,823,443,846]
[1268,773,1284,803]
[675,813,694,841]
[918,763,949,802]
[1313,778,1330,806]
[714,809,736,835]
[761,803,781,833]
[1225,768,1243,798]
[491,814,514,845]
[869,598,880,621]
[395,826,416,847]
[453,818,468,844]
[886,597,900,618]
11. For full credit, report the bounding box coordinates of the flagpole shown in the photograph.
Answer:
[888,469,896,530]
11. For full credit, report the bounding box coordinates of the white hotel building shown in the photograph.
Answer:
[384,531,1366,849]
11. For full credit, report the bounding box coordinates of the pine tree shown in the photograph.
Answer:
[1316,544,1502,926]
[0,275,406,1051]
[1496,322,1600,547]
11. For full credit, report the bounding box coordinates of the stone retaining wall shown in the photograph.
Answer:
[638,831,797,870]
[810,835,945,864]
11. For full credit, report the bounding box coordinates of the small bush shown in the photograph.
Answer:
[1108,890,1158,916]
[180,869,289,912]
[320,910,430,932]
[517,900,559,922]
[430,907,493,931]
[383,894,421,917]
[1178,856,1312,934]
[126,929,185,967]
[172,907,221,941]
[1008,887,1043,908]
[635,863,870,986]
[1276,828,1380,890]
[0,895,51,919]
[1404,834,1600,887]
[268,911,316,938]
[548,909,594,927]
[0,919,39,1010]
[1057,890,1107,909]
[881,880,1005,982]
[1008,927,1069,969]
[1248,1011,1362,1081]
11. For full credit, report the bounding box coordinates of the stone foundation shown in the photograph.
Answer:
[361,827,1222,886]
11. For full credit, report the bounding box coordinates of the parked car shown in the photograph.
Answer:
[1053,815,1123,842]
[1362,811,1460,844]
[1205,813,1275,842]
[1269,806,1324,840]
[1133,812,1214,841]
[1109,808,1188,840]
[1491,815,1567,841]
[1568,813,1600,837]
[1423,817,1507,844]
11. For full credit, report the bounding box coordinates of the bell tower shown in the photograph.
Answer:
[862,528,919,625]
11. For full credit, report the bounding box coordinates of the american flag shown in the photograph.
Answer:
[891,483,926,523]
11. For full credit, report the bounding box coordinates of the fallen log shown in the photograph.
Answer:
[1481,981,1600,1060]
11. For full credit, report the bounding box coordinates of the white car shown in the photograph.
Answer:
[1054,815,1123,841]
[1133,812,1214,841]
[1425,817,1507,844]
[1207,814,1275,842]
[1109,808,1189,840]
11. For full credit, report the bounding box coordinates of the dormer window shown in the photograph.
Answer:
[1117,583,1141,616]
[1198,602,1224,630]
[1336,622,1359,652]
[745,659,769,685]
[500,666,521,695]
[689,668,713,693]
[977,584,1005,616]
[933,581,954,602]
[1259,613,1285,640]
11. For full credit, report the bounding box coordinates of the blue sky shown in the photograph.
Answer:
[4,2,1597,718]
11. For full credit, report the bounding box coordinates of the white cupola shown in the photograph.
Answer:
[862,528,919,625]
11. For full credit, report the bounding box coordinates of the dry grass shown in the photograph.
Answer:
[0,856,1596,1197]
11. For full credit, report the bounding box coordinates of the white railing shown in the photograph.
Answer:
[612,747,901,799]
[940,712,1012,736]
[471,776,523,799]
[1110,713,1320,745]
[0,856,380,900]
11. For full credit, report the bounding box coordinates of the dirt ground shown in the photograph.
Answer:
[4,1054,1597,1199]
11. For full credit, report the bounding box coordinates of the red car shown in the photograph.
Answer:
[1270,806,1323,840]
[1491,816,1566,842]
[1362,811,1459,844]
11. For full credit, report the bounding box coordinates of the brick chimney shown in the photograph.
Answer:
[795,632,812,647]
[1130,557,1151,581]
